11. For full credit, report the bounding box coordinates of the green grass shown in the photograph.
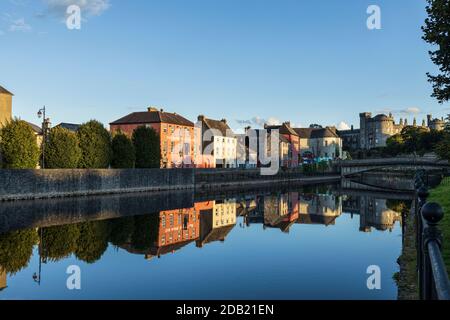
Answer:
[428,177,450,274]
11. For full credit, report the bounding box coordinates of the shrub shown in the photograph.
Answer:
[132,126,161,168]
[0,119,40,169]
[77,120,112,168]
[45,127,81,168]
[111,132,135,168]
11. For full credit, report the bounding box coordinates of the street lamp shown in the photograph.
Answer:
[37,106,50,169]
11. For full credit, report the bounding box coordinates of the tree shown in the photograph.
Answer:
[132,126,161,168]
[111,132,135,168]
[435,132,450,160]
[0,119,40,169]
[418,129,445,154]
[45,127,81,168]
[400,126,429,154]
[0,229,38,274]
[385,134,404,156]
[77,120,112,168]
[422,0,450,103]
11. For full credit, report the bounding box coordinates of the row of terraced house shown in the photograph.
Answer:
[1,84,343,169]
[109,107,344,169]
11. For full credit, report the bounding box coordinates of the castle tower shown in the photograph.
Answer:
[422,119,426,127]
[427,114,432,127]
[359,112,371,149]
[0,86,13,128]
[413,118,417,127]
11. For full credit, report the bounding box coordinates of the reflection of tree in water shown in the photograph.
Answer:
[130,214,159,251]
[41,224,80,262]
[109,216,135,247]
[0,229,38,275]
[75,221,111,264]
[0,213,161,272]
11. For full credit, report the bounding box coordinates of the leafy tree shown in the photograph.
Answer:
[40,224,80,262]
[111,132,135,168]
[418,129,445,154]
[385,134,404,156]
[77,120,112,168]
[132,126,161,168]
[422,0,450,103]
[435,132,450,160]
[45,127,81,168]
[0,229,38,275]
[0,119,40,169]
[75,220,111,264]
[400,126,429,154]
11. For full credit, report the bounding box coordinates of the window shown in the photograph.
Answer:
[170,214,174,227]
[161,235,166,245]
[162,216,166,228]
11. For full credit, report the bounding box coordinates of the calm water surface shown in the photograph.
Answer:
[0,185,411,300]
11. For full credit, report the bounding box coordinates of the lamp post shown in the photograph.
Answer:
[37,106,50,169]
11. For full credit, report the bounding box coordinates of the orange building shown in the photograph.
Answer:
[110,107,196,168]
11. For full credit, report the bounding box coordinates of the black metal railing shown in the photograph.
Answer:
[414,170,450,300]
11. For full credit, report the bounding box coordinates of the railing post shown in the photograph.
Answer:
[416,185,429,299]
[421,202,444,300]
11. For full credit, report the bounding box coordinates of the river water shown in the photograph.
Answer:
[0,184,411,300]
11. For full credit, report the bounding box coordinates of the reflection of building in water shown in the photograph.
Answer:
[263,192,299,233]
[236,197,258,217]
[120,206,201,260]
[0,268,6,291]
[298,193,342,226]
[196,199,237,248]
[343,196,402,232]
[244,192,299,233]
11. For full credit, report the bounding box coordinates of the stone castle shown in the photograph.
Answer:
[340,112,446,151]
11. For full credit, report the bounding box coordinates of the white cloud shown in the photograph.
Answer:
[43,0,111,17]
[399,107,421,115]
[9,18,32,32]
[337,121,351,130]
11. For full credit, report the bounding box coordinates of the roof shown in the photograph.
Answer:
[201,225,235,245]
[0,85,13,95]
[55,123,81,132]
[373,114,391,121]
[25,121,42,134]
[338,129,360,135]
[265,122,298,136]
[294,127,340,139]
[110,109,194,127]
[202,117,234,136]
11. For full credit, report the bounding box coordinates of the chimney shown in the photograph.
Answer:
[399,118,404,126]
[148,106,159,112]
[221,118,227,124]
[198,115,205,122]
[413,118,417,127]
[422,119,426,127]
[351,125,354,131]
[405,118,408,125]
[284,121,291,127]
[427,114,432,126]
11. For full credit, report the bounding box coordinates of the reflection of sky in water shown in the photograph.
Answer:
[0,191,405,300]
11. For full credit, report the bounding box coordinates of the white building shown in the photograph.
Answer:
[197,115,237,168]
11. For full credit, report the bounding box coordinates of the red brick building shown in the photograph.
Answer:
[264,122,300,167]
[110,107,196,168]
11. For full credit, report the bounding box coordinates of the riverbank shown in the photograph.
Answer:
[428,177,450,273]
[0,168,340,201]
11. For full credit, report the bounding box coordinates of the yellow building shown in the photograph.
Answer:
[0,267,6,291]
[0,85,13,128]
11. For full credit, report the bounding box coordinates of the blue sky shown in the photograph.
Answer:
[0,0,448,131]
